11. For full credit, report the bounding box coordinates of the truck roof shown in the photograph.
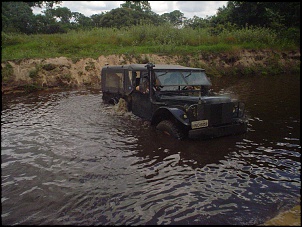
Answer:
[102,64,205,71]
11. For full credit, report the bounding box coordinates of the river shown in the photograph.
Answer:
[1,74,300,225]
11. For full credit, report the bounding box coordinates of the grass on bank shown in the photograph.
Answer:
[1,24,299,61]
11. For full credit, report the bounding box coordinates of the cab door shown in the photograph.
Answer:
[131,90,153,120]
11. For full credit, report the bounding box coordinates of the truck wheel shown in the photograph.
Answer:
[156,120,186,140]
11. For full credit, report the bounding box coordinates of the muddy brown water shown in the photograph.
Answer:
[1,74,300,225]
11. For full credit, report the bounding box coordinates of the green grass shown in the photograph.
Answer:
[1,24,299,61]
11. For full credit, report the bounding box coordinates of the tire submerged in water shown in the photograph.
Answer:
[156,120,187,140]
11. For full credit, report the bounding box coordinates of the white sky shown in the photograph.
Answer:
[32,1,228,19]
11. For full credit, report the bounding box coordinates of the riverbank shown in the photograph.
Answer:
[1,50,300,95]
[261,205,301,226]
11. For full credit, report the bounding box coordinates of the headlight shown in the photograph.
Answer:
[186,104,198,118]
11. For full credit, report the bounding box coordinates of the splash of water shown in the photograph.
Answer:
[113,98,129,115]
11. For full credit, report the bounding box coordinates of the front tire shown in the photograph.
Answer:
[156,120,186,140]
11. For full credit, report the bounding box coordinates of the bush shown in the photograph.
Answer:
[1,32,27,47]
[2,63,14,82]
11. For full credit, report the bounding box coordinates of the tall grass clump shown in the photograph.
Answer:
[219,26,282,49]
[125,24,216,46]
[1,32,29,47]
[1,24,300,61]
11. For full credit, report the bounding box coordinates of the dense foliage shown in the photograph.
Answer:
[1,1,300,61]
[2,23,298,62]
[2,1,300,35]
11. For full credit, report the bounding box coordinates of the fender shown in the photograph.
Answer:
[151,107,190,126]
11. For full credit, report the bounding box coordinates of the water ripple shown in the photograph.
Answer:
[1,85,300,225]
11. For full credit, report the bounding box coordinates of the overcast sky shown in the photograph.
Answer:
[32,1,228,19]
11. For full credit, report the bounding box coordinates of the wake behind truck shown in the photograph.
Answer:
[101,63,247,140]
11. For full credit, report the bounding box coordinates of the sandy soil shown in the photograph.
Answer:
[261,205,301,226]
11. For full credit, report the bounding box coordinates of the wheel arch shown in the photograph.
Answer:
[151,107,190,127]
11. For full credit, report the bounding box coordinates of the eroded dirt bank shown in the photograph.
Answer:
[1,50,300,95]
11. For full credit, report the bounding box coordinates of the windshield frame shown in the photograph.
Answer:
[154,69,212,87]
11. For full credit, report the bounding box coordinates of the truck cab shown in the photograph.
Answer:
[101,63,247,140]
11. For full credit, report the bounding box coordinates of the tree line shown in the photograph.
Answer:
[1,1,300,41]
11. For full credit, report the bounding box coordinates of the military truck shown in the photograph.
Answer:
[101,63,247,140]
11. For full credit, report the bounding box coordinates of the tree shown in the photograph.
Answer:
[210,3,235,27]
[2,2,35,33]
[99,7,161,28]
[160,10,185,27]
[72,12,93,28]
[32,13,66,33]
[24,1,62,8]
[51,6,72,24]
[90,13,105,27]
[264,2,300,29]
[100,8,133,28]
[120,1,151,13]
[222,2,300,30]
[183,16,210,29]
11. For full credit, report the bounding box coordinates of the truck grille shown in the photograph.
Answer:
[197,103,233,126]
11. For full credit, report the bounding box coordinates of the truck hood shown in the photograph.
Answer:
[159,95,233,104]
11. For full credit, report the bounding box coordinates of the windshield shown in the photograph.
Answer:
[155,70,211,87]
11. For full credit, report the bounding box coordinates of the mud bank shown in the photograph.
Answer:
[261,205,301,226]
[1,50,300,95]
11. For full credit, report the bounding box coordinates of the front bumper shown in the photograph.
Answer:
[188,120,247,139]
